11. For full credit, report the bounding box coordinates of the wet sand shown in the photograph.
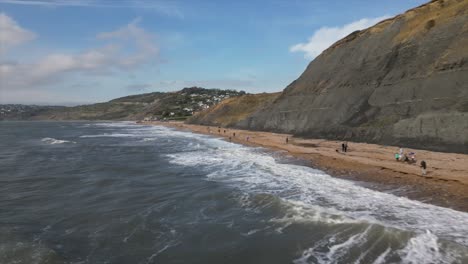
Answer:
[144,121,468,212]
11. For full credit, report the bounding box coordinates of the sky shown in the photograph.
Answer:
[0,0,426,105]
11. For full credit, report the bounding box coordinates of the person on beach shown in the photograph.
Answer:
[420,160,427,176]
[341,143,345,152]
[246,136,250,142]
[233,132,236,137]
[395,153,400,161]
[402,154,409,162]
[344,142,348,152]
[224,130,226,134]
[286,137,289,144]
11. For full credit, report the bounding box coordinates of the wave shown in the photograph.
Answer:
[41,137,75,145]
[165,139,468,245]
[80,133,137,138]
[89,121,137,128]
[398,231,444,264]
[162,129,468,262]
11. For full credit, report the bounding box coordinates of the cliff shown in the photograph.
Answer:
[193,0,468,153]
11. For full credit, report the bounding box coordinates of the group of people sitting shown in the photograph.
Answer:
[395,148,417,163]
[395,148,427,175]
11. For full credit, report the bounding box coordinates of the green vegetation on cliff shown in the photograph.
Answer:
[188,93,280,127]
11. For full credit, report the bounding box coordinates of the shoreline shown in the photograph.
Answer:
[143,121,468,212]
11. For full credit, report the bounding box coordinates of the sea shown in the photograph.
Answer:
[0,121,467,264]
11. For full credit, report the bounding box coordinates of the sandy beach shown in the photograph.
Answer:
[144,121,468,212]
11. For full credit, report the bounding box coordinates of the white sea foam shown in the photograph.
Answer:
[80,133,137,138]
[325,226,372,262]
[41,137,75,144]
[372,247,391,264]
[165,137,468,247]
[398,230,442,263]
[81,123,207,142]
[241,229,261,236]
[86,123,468,262]
[90,121,137,128]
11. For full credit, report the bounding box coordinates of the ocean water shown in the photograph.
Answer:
[0,121,467,264]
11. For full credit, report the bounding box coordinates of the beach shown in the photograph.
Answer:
[146,121,468,212]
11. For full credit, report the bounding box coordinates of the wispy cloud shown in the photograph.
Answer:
[97,17,159,67]
[0,13,160,103]
[290,15,390,59]
[0,12,36,53]
[0,0,184,18]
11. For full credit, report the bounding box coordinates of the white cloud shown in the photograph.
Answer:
[97,18,159,67]
[0,16,159,94]
[0,13,36,53]
[290,16,390,59]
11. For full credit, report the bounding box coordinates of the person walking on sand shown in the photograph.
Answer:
[233,132,236,137]
[341,143,345,152]
[286,137,289,144]
[420,160,427,176]
[344,142,348,153]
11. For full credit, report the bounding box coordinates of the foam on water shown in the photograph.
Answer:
[165,138,468,243]
[80,133,138,138]
[372,247,391,264]
[105,124,468,243]
[153,125,468,262]
[4,122,468,263]
[83,123,468,262]
[398,231,443,264]
[41,137,75,144]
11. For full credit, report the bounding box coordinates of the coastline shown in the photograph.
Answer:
[143,121,468,212]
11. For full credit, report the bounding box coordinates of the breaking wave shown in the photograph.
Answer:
[163,128,468,263]
[41,137,75,144]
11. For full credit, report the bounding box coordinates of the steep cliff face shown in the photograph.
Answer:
[240,0,468,153]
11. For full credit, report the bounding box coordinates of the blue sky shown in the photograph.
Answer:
[0,0,426,105]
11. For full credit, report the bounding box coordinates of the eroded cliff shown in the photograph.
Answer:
[237,0,468,153]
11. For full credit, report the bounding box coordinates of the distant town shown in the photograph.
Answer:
[0,87,246,121]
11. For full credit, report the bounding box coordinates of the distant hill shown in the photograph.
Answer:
[187,93,280,127]
[0,105,66,120]
[0,87,245,121]
[189,0,468,153]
